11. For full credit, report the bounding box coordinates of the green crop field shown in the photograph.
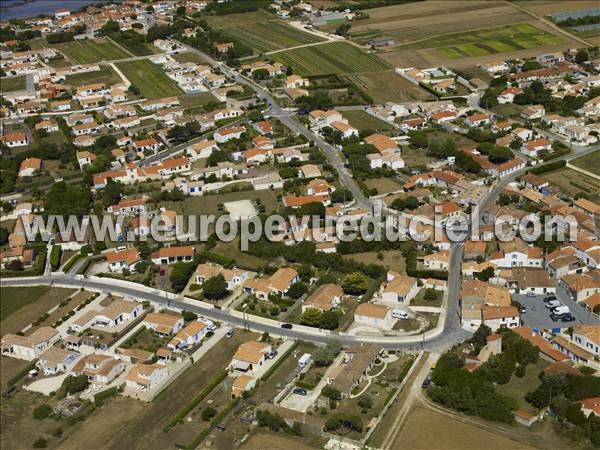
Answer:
[116,59,183,100]
[403,23,563,59]
[65,66,122,87]
[571,150,600,176]
[222,21,324,52]
[55,38,130,63]
[271,42,391,76]
[1,75,26,92]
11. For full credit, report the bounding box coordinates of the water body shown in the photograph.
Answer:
[1,0,101,21]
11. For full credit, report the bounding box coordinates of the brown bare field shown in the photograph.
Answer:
[56,331,258,450]
[352,1,530,44]
[364,177,403,194]
[514,0,600,15]
[345,71,434,103]
[241,431,323,450]
[0,357,28,388]
[343,250,406,274]
[394,406,536,450]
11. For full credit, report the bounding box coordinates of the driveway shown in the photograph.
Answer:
[513,285,600,328]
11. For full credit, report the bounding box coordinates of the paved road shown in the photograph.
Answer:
[0,274,466,351]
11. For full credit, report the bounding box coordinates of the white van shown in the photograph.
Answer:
[298,353,312,368]
[552,305,570,316]
[392,309,409,320]
[545,300,561,309]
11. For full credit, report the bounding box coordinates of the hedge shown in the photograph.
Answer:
[167,370,227,429]
[76,258,91,275]
[529,159,566,175]
[185,398,240,450]
[94,387,118,404]
[6,360,37,388]
[50,245,62,270]
[62,253,84,273]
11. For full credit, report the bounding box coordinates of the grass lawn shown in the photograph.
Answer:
[162,190,279,216]
[400,146,436,167]
[116,59,183,100]
[0,286,75,333]
[212,237,269,271]
[403,23,563,59]
[172,52,209,64]
[495,358,549,413]
[410,289,443,307]
[222,21,324,53]
[543,168,600,203]
[570,150,600,176]
[341,110,393,131]
[364,177,403,194]
[54,38,130,64]
[271,42,391,76]
[179,92,218,109]
[1,75,26,92]
[66,65,122,88]
[345,71,435,103]
[343,250,406,274]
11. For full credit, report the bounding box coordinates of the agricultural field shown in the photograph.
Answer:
[341,110,394,131]
[402,23,563,59]
[348,1,530,44]
[0,286,75,333]
[1,75,26,92]
[345,71,435,103]
[53,38,130,64]
[65,66,123,88]
[343,250,406,274]
[570,150,600,176]
[514,0,600,16]
[172,52,209,64]
[205,10,273,28]
[222,21,324,53]
[116,59,183,100]
[543,168,600,202]
[393,406,537,450]
[179,92,219,109]
[271,42,391,76]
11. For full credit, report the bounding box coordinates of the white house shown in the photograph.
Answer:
[381,272,419,303]
[354,303,395,329]
[1,327,60,361]
[106,248,142,273]
[194,263,251,290]
[228,340,272,375]
[126,363,169,391]
[167,321,208,351]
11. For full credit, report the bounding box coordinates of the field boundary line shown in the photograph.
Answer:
[566,161,600,181]
[106,35,136,58]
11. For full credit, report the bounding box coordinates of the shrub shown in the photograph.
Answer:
[32,404,52,420]
[33,438,48,448]
[324,413,362,432]
[201,406,217,421]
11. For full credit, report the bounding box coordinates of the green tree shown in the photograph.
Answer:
[358,394,373,411]
[476,267,495,282]
[203,274,228,300]
[319,310,340,330]
[287,281,308,299]
[314,339,342,367]
[201,406,217,421]
[32,404,52,420]
[341,272,369,296]
[44,182,91,218]
[300,307,323,327]
[321,386,342,401]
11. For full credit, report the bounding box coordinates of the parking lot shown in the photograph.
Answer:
[514,285,600,328]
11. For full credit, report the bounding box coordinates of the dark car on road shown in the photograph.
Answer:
[281,323,293,329]
[293,387,307,396]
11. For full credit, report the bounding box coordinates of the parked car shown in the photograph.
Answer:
[421,375,431,389]
[545,300,561,309]
[521,306,527,314]
[225,330,234,338]
[293,387,307,396]
[268,351,278,359]
[526,291,537,297]
[560,313,575,322]
[543,295,557,303]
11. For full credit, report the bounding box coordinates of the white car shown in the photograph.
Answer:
[392,309,409,320]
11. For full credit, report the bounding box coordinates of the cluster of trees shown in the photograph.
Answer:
[324,414,362,433]
[425,137,481,174]
[525,372,600,445]
[314,340,342,367]
[341,272,370,296]
[429,328,541,424]
[390,196,419,211]
[167,121,202,143]
[300,307,342,330]
[202,274,229,300]
[476,142,514,164]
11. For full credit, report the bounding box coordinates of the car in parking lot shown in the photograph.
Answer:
[543,295,557,303]
[526,291,537,297]
[545,300,561,309]
[293,387,307,396]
